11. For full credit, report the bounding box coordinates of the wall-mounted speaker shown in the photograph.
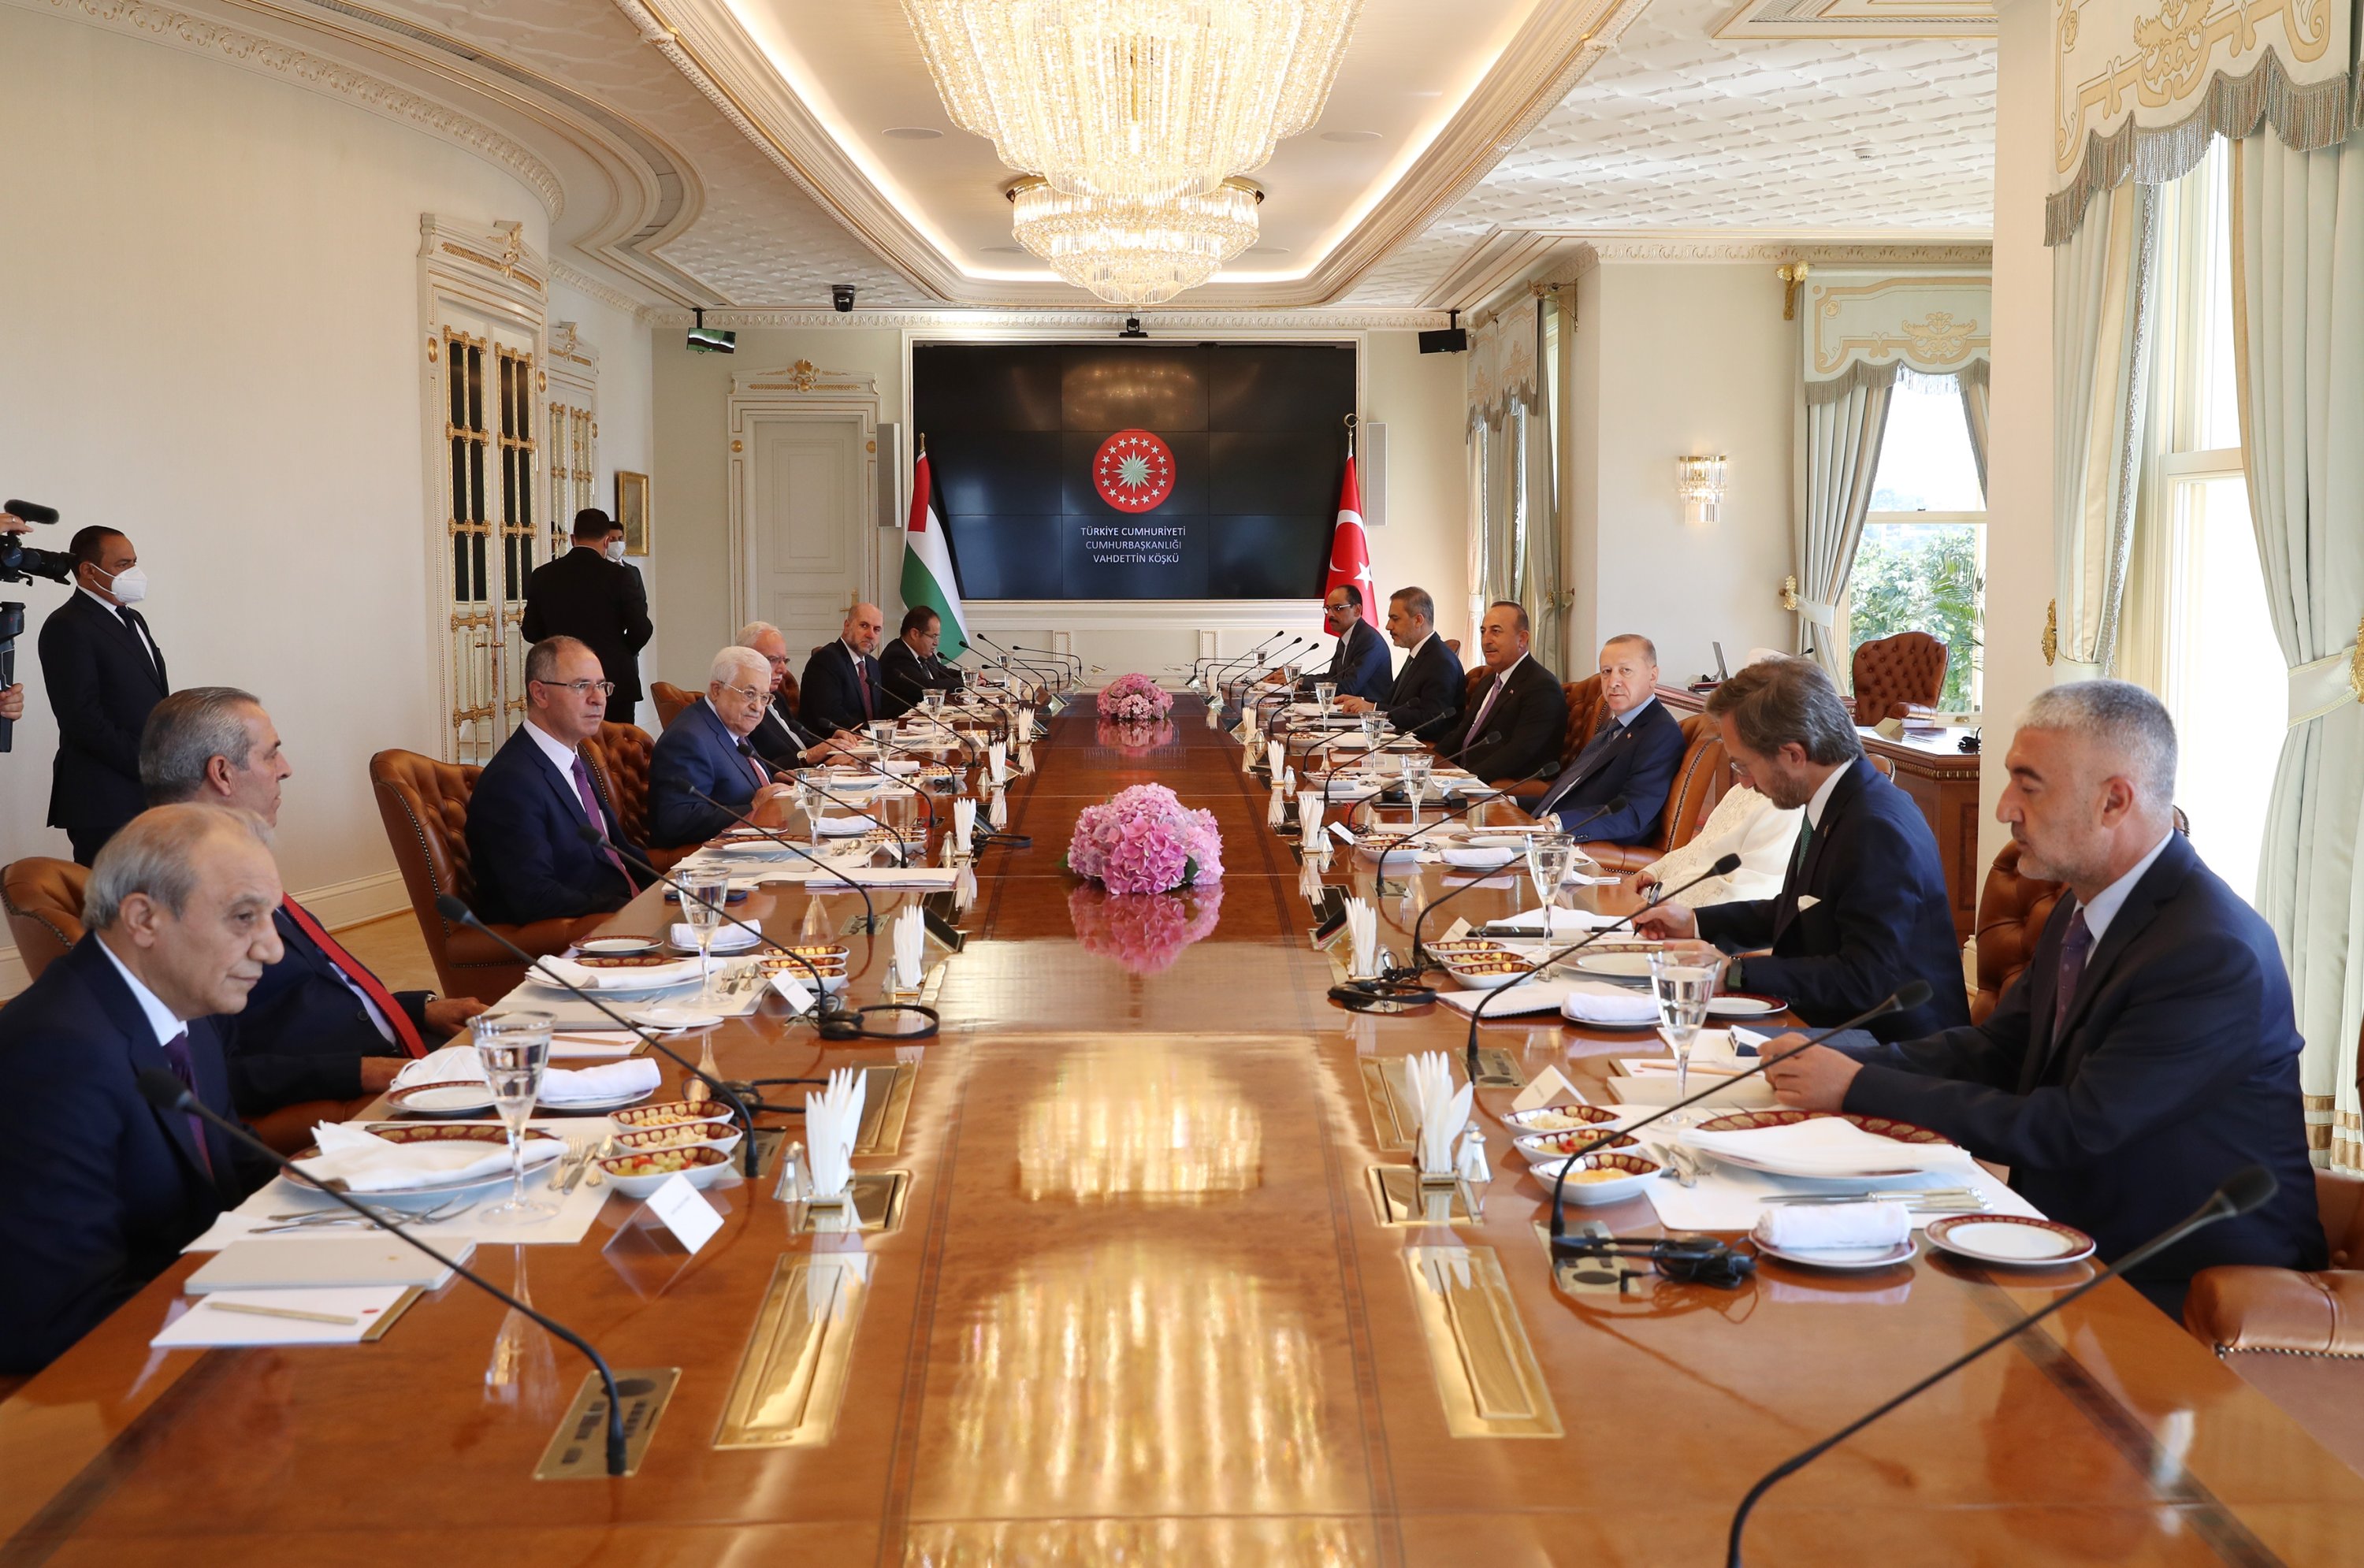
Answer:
[1417,327,1467,355]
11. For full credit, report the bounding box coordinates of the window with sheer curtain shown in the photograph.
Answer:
[1842,377,1987,711]
[2117,141,2280,901]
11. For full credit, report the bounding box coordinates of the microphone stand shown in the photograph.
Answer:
[875,732,1029,849]
[1189,634,1283,693]
[686,786,879,936]
[137,1070,636,1476]
[437,892,778,1176]
[1392,770,1578,972]
[1724,1165,2275,1567]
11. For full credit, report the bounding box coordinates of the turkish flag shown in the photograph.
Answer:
[1324,456,1374,608]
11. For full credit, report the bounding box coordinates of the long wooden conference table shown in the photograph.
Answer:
[5,698,2362,1565]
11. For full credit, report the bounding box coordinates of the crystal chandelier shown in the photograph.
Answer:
[1009,176,1262,305]
[901,0,1362,202]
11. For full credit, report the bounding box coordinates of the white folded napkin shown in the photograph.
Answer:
[1440,845,1518,870]
[1682,1117,1976,1178]
[531,956,704,991]
[1755,1202,1911,1251]
[1437,980,1577,1018]
[1018,706,1035,741]
[1344,897,1378,978]
[987,740,1008,785]
[1404,1051,1473,1178]
[805,1066,867,1201]
[988,791,1009,830]
[814,813,879,838]
[952,797,976,856]
[1485,908,1625,936]
[1267,738,1284,775]
[1299,795,1324,843]
[892,905,927,990]
[1268,783,1287,827]
[388,1046,662,1107]
[293,1122,560,1193]
[1560,981,1661,1026]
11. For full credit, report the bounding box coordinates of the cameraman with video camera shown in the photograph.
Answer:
[0,511,28,726]
[2,501,84,737]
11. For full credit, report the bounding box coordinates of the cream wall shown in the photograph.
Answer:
[0,6,615,986]
[1559,262,1797,686]
[647,327,1469,688]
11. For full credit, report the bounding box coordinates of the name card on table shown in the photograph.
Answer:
[769,972,816,1014]
[643,1173,723,1254]
[1512,1066,1585,1113]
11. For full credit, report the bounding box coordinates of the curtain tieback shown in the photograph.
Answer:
[1793,596,1836,630]
[2287,620,2364,729]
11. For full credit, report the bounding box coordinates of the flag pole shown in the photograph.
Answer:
[1344,411,1356,460]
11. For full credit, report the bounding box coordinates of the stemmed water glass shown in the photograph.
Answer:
[1359,711,1383,751]
[681,868,731,1008]
[799,773,826,849]
[1401,754,1433,826]
[1649,949,1721,1121]
[924,688,946,719]
[1526,833,1577,930]
[472,1011,554,1224]
[1314,680,1337,725]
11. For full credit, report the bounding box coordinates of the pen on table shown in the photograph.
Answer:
[199,1300,362,1325]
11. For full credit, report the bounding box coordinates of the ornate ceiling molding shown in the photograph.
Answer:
[1713,0,1994,37]
[644,306,1453,331]
[1421,225,1994,308]
[13,0,564,218]
[550,258,666,320]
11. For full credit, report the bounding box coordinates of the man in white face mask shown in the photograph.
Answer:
[38,526,171,864]
[521,507,652,724]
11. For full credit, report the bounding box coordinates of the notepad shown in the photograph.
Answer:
[153,1287,420,1347]
[185,1236,472,1294]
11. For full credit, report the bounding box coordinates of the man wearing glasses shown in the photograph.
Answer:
[465,637,648,927]
[736,620,856,770]
[1266,585,1391,704]
[648,645,802,848]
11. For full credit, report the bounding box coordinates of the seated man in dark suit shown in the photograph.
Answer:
[1336,585,1463,741]
[738,619,855,770]
[1636,656,1965,1043]
[521,508,653,723]
[0,805,281,1373]
[801,602,887,736]
[1530,634,1687,844]
[140,688,487,1118]
[39,526,169,864]
[879,606,967,718]
[649,646,801,848]
[1276,585,1392,704]
[465,637,645,927]
[1433,600,1566,783]
[1761,682,2323,1316]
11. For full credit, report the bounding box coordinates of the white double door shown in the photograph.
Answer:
[734,411,877,666]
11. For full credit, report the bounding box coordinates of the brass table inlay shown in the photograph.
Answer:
[853,1061,919,1156]
[1358,1053,1518,1152]
[533,1367,681,1479]
[713,1256,871,1449]
[1402,1247,1562,1438]
[790,1169,910,1233]
[1366,1165,1478,1227]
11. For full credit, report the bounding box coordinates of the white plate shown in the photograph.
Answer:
[1574,953,1656,979]
[292,1131,564,1197]
[536,1084,658,1115]
[814,815,880,837]
[630,1006,725,1031]
[384,1081,498,1115]
[1752,1235,1918,1271]
[1708,995,1780,1017]
[579,937,660,957]
[1924,1216,2096,1266]
[1440,847,1519,871]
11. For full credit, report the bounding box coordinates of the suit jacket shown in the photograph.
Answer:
[749,703,827,771]
[1537,698,1688,845]
[1436,657,1567,783]
[39,591,169,841]
[520,548,653,704]
[1380,635,1464,741]
[0,937,266,1374]
[801,641,885,735]
[879,637,965,716]
[1296,619,1392,704]
[216,905,432,1115]
[1841,833,2323,1283]
[649,698,771,848]
[1694,757,1968,1042]
[464,723,642,927]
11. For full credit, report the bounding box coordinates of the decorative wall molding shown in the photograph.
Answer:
[647,307,1453,332]
[12,0,563,218]
[550,258,664,321]
[1714,0,1994,38]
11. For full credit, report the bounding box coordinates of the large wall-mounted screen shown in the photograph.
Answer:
[911,341,1355,600]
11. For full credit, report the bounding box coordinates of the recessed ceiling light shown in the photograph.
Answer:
[1319,129,1383,143]
[883,127,944,139]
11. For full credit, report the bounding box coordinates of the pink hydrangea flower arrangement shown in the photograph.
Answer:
[1067,882,1226,975]
[1065,782,1224,894]
[1096,673,1173,723]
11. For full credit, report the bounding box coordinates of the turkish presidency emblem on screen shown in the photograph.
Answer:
[1093,429,1175,512]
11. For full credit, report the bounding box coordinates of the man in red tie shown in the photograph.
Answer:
[139,688,487,1117]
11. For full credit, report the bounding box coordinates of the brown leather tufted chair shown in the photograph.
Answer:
[3,857,89,983]
[369,748,607,1001]
[1849,631,1949,724]
[652,682,696,732]
[586,722,690,875]
[1559,675,1606,768]
[1582,716,1732,873]
[1968,838,2067,1024]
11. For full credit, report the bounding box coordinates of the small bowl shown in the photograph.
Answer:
[1530,1149,1659,1205]
[1514,1125,1642,1160]
[597,1144,734,1196]
[1504,1104,1624,1136]
[1442,957,1537,990]
[615,1122,742,1157]
[760,955,848,994]
[611,1099,727,1131]
[578,936,661,958]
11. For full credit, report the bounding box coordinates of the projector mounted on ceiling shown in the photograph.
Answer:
[686,307,735,355]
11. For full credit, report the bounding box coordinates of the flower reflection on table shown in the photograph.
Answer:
[1095,718,1177,755]
[1066,883,1226,975]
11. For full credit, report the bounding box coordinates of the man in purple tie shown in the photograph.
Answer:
[0,804,282,1373]
[464,637,648,927]
[649,645,802,847]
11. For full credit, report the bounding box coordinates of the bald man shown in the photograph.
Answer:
[801,602,886,736]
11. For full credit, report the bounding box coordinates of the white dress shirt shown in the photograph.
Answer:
[522,717,598,827]
[2072,829,2176,958]
[95,936,188,1048]
[78,584,163,673]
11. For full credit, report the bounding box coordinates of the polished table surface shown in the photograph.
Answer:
[5,700,2362,1566]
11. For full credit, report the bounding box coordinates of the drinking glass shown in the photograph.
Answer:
[1359,711,1383,750]
[868,719,896,760]
[923,689,946,718]
[799,775,825,849]
[472,1012,554,1224]
[681,868,732,1007]
[1314,680,1337,723]
[1402,754,1433,825]
[1649,949,1722,1118]
[1526,833,1577,926]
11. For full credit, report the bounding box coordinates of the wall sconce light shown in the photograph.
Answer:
[1777,261,1812,320]
[1677,455,1727,524]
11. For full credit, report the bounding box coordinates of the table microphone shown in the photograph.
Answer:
[1339,733,1500,831]
[136,1068,634,1476]
[1541,979,1932,1247]
[1202,634,1285,689]
[1463,853,1745,1085]
[1396,775,1589,971]
[684,786,879,937]
[437,891,779,1172]
[1723,1161,2277,1568]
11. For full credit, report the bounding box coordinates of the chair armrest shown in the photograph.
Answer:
[2184,1266,2364,1355]
[1582,843,1654,874]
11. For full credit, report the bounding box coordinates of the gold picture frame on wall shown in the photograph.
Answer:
[616,471,651,557]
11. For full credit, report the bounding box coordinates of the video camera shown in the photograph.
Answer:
[2,499,73,755]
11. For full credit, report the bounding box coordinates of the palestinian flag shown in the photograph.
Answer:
[899,447,970,658]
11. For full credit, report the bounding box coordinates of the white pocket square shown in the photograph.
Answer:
[1795,894,1821,912]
